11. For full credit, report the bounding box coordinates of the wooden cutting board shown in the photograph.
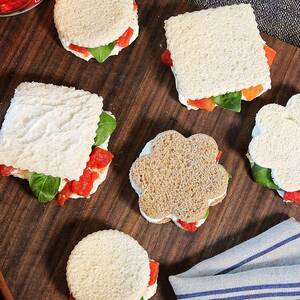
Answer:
[0,1,299,299]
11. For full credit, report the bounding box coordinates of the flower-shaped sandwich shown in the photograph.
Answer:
[248,94,300,203]
[130,131,229,232]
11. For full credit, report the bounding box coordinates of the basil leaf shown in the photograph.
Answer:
[251,164,279,190]
[94,112,117,146]
[212,91,242,112]
[29,173,61,203]
[89,42,115,63]
[203,209,209,219]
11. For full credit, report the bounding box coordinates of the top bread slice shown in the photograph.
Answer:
[164,4,271,100]
[54,0,136,48]
[0,82,102,181]
[66,230,150,300]
[249,94,300,192]
[130,131,229,222]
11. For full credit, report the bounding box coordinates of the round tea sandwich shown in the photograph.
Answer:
[54,0,139,63]
[67,230,159,300]
[130,130,230,232]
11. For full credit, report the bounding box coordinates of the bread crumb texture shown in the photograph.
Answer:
[0,82,102,180]
[54,0,137,48]
[67,230,150,300]
[164,4,270,100]
[130,131,229,222]
[249,94,300,192]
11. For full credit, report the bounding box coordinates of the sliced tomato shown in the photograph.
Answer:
[0,0,31,13]
[69,44,90,57]
[283,190,300,203]
[148,260,159,286]
[187,98,216,112]
[56,181,72,207]
[161,49,173,67]
[242,84,264,101]
[87,148,113,169]
[0,165,13,176]
[133,0,138,10]
[216,151,223,162]
[116,27,134,48]
[177,219,198,232]
[264,44,276,67]
[71,169,99,197]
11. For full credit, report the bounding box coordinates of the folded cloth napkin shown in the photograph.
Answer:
[169,218,300,300]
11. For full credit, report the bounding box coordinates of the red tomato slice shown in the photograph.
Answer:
[283,190,300,203]
[0,165,13,176]
[264,44,276,67]
[216,151,223,162]
[116,27,134,48]
[56,181,72,207]
[148,260,159,286]
[187,98,216,112]
[71,169,99,197]
[0,0,31,13]
[161,49,173,67]
[133,0,138,10]
[177,219,198,232]
[69,44,90,57]
[87,148,114,169]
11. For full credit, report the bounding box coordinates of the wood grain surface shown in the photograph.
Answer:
[0,1,300,299]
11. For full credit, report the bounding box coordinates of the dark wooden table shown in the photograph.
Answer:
[0,1,300,299]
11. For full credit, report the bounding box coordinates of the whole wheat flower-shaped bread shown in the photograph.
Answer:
[130,131,229,223]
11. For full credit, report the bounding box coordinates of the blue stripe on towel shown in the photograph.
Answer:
[211,291,300,300]
[176,283,300,299]
[216,232,300,275]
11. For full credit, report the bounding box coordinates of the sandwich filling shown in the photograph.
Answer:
[61,1,139,63]
[0,111,116,205]
[131,138,227,232]
[162,44,276,112]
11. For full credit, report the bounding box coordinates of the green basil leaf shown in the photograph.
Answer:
[29,173,61,203]
[212,91,242,112]
[94,112,117,146]
[203,209,209,219]
[89,42,115,63]
[251,164,279,190]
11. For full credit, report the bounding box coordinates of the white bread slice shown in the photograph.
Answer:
[66,230,150,300]
[249,94,300,191]
[164,4,271,101]
[0,82,102,181]
[130,131,229,223]
[54,0,137,48]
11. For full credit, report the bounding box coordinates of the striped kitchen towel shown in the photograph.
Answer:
[169,218,300,300]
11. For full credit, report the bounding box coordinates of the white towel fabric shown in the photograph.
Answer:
[169,218,300,300]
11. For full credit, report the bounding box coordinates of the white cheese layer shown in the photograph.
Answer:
[60,12,139,61]
[130,138,226,230]
[142,283,157,300]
